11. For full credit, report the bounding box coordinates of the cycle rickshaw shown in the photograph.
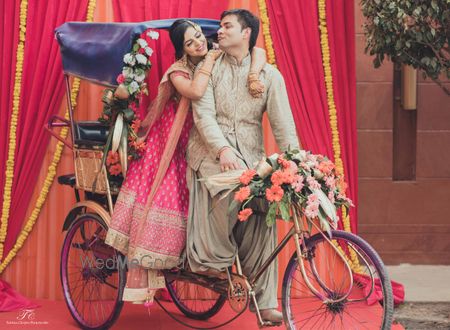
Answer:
[50,19,394,330]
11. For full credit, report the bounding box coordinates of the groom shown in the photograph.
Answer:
[186,9,300,324]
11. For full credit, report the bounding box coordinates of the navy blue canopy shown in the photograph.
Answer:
[55,18,220,86]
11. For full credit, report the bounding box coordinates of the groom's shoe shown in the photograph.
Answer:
[259,308,283,326]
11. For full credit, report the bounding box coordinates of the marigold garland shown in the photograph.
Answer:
[0,0,29,261]
[318,0,360,271]
[0,0,97,273]
[257,0,360,271]
[256,0,277,67]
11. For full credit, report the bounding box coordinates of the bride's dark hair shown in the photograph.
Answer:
[169,19,213,60]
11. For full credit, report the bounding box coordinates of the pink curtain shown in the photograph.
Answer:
[326,0,358,233]
[0,0,90,311]
[265,0,358,232]
[3,0,91,259]
[112,0,228,118]
[0,0,21,234]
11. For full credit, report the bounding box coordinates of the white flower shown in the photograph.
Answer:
[135,54,147,65]
[147,30,159,40]
[128,81,140,94]
[292,150,307,162]
[145,47,153,56]
[313,169,324,180]
[134,72,146,83]
[137,38,148,48]
[122,67,134,79]
[123,53,136,66]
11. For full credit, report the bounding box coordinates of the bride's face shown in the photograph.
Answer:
[183,26,208,58]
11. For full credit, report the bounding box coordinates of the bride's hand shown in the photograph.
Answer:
[206,49,223,61]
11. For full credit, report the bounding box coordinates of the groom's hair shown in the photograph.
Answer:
[220,9,260,51]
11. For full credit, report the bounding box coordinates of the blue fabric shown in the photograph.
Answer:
[55,19,220,86]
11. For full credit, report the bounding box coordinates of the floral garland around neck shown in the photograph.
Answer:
[99,29,159,177]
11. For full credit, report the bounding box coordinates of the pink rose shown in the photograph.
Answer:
[116,73,125,84]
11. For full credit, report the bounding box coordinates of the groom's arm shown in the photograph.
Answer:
[192,76,231,160]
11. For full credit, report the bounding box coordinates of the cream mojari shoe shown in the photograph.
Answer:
[259,308,283,326]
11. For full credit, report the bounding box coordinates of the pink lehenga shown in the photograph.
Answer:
[105,57,195,302]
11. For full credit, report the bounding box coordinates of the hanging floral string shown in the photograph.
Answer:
[257,0,277,67]
[0,0,29,262]
[0,0,97,274]
[318,0,360,271]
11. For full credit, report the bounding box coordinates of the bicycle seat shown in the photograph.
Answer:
[58,174,76,187]
[74,121,109,147]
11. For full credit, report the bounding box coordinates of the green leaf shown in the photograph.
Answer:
[265,202,278,227]
[122,108,135,122]
[279,198,291,221]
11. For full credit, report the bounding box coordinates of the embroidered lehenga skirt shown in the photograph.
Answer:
[105,100,193,299]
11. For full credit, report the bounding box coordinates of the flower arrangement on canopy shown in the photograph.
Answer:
[99,29,159,176]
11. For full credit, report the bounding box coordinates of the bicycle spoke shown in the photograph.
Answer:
[284,231,392,329]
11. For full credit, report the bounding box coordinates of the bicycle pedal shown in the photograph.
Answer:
[258,320,283,328]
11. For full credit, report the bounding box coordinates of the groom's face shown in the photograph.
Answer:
[218,14,250,50]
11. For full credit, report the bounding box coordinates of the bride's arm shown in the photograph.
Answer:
[170,50,222,100]
[248,47,267,98]
[250,47,267,74]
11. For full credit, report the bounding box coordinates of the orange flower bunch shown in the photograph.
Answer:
[129,140,146,152]
[239,169,257,185]
[234,186,251,203]
[231,149,352,228]
[106,151,122,176]
[238,208,253,222]
[265,185,284,202]
[317,160,335,175]
[106,150,120,166]
[131,119,141,133]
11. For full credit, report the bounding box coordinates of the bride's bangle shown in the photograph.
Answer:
[198,68,211,77]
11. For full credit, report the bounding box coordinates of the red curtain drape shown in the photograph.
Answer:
[2,0,91,259]
[266,0,358,232]
[0,0,21,238]
[112,0,228,118]
[0,0,91,311]
[326,0,358,233]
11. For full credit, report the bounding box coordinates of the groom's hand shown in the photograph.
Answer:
[219,148,241,172]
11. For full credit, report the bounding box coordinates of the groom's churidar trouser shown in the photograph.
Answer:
[186,158,278,311]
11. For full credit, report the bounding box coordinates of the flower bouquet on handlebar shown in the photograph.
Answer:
[213,148,354,234]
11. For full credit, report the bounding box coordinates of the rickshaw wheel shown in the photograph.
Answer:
[165,275,227,320]
[61,213,126,330]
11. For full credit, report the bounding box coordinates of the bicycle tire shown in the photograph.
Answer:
[282,230,394,329]
[61,213,126,330]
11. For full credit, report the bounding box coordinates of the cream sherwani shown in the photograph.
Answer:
[186,53,299,310]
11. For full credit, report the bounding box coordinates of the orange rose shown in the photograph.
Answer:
[234,186,251,203]
[238,208,253,222]
[266,185,284,202]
